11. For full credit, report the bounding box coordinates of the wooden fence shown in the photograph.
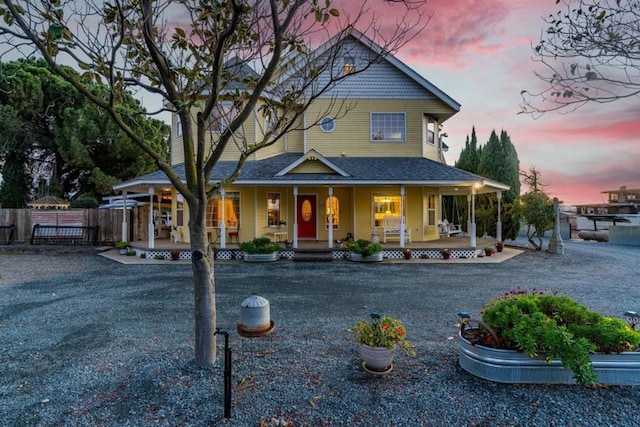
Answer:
[0,207,149,244]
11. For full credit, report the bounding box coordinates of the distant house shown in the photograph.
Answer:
[114,28,509,249]
[575,185,640,231]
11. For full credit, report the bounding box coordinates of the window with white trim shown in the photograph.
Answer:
[206,102,237,133]
[427,193,436,226]
[372,194,401,227]
[343,56,355,75]
[325,196,339,229]
[175,115,182,137]
[206,192,240,227]
[267,192,281,226]
[320,116,335,133]
[371,113,406,142]
[176,194,184,226]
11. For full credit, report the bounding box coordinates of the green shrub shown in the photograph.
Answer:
[70,195,99,208]
[481,289,640,385]
[125,250,136,256]
[346,239,382,257]
[239,237,281,254]
[115,241,129,250]
[154,254,165,260]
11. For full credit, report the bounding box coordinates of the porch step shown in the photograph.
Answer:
[293,248,334,262]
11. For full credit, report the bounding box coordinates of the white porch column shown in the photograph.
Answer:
[220,188,226,248]
[470,188,477,248]
[148,186,155,249]
[121,190,128,242]
[496,191,503,242]
[293,186,299,249]
[400,185,406,247]
[467,194,472,239]
[327,186,334,249]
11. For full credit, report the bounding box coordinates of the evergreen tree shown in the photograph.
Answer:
[477,129,521,240]
[454,126,481,173]
[0,59,170,202]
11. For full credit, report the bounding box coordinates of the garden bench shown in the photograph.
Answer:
[30,224,99,245]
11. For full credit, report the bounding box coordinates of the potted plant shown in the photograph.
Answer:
[351,313,416,374]
[483,246,493,256]
[346,239,383,262]
[170,249,180,260]
[239,237,282,262]
[115,241,129,255]
[402,248,412,260]
[496,241,504,252]
[458,288,640,386]
[441,248,451,260]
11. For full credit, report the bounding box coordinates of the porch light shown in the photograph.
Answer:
[625,311,639,329]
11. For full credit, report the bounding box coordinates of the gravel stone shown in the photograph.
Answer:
[1,240,639,426]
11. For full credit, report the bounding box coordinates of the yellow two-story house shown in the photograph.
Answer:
[115,29,508,254]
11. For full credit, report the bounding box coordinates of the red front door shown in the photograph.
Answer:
[297,195,316,239]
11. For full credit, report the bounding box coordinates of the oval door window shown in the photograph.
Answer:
[301,200,313,222]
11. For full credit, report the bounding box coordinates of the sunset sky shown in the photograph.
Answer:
[366,0,640,206]
[5,1,635,207]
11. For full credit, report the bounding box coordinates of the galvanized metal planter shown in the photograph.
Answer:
[347,252,383,262]
[458,333,640,385]
[242,252,279,262]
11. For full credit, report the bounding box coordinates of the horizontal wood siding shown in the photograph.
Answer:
[304,99,443,160]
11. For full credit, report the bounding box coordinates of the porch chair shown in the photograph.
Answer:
[227,221,240,244]
[170,227,182,243]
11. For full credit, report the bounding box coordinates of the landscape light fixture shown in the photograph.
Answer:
[624,311,639,329]
[370,312,381,326]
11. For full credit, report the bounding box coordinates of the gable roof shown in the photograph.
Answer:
[278,27,460,113]
[275,149,350,177]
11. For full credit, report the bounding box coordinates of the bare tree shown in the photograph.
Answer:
[520,166,546,194]
[0,0,426,366]
[520,0,640,116]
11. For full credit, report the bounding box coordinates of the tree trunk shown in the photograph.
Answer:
[191,233,217,366]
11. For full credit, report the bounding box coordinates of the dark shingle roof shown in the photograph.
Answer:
[118,153,492,189]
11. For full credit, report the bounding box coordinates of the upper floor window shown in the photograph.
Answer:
[320,116,335,133]
[207,102,237,133]
[175,115,182,137]
[343,56,355,75]
[371,113,406,142]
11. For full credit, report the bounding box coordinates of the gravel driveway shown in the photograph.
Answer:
[1,240,639,426]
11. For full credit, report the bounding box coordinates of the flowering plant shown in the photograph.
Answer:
[351,314,416,356]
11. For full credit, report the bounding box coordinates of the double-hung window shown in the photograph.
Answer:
[206,192,240,227]
[371,113,406,142]
[207,102,237,133]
